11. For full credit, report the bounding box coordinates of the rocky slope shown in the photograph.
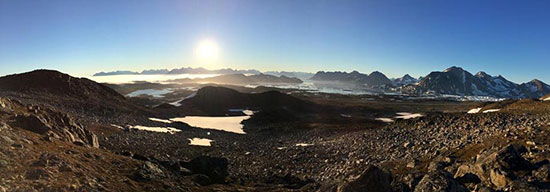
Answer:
[177,86,313,115]
[0,70,153,122]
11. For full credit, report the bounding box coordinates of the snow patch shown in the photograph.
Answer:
[228,109,254,116]
[169,99,183,106]
[482,109,501,113]
[340,114,352,118]
[128,125,181,134]
[295,143,314,147]
[544,97,550,101]
[375,118,395,123]
[467,108,482,114]
[188,138,213,146]
[149,118,172,123]
[394,112,423,119]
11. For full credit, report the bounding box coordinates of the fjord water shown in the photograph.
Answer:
[87,74,220,84]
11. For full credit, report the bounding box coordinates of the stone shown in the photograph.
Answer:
[337,165,392,192]
[489,169,508,188]
[415,171,468,192]
[136,161,165,180]
[88,134,99,148]
[194,174,212,186]
[533,164,550,182]
[11,114,51,134]
[25,169,51,180]
[184,156,229,184]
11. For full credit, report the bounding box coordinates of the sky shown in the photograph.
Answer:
[1,0,549,83]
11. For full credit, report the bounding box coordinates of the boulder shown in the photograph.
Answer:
[454,144,533,189]
[25,169,52,180]
[136,161,165,180]
[338,165,392,192]
[184,156,229,184]
[533,164,550,182]
[415,171,468,192]
[11,114,51,134]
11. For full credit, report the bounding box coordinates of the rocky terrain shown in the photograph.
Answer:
[1,69,550,191]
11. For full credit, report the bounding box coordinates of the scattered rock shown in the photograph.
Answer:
[25,169,52,180]
[337,165,392,192]
[136,161,165,180]
[415,171,468,192]
[184,156,229,184]
[533,164,550,182]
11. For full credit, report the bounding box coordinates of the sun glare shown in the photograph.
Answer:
[195,39,220,61]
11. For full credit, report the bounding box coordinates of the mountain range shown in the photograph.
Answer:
[404,66,550,98]
[95,66,549,99]
[392,74,419,86]
[309,71,394,87]
[93,67,261,76]
[167,73,303,85]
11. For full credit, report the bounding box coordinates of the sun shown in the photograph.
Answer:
[194,39,220,61]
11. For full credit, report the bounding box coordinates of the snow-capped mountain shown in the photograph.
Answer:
[310,70,393,87]
[393,74,418,86]
[405,66,550,98]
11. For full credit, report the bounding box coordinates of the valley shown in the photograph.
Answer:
[1,69,549,191]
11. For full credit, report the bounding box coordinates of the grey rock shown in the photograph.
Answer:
[338,165,392,192]
[415,171,468,192]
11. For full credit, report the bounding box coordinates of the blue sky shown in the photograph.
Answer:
[1,0,549,83]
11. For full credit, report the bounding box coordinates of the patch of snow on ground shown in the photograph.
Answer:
[467,108,482,114]
[127,89,173,98]
[482,109,501,113]
[243,110,254,116]
[129,125,181,134]
[340,114,352,118]
[375,118,395,123]
[111,124,123,129]
[544,97,550,101]
[394,112,423,119]
[149,118,172,123]
[188,138,213,146]
[169,99,183,106]
[183,93,197,100]
[277,147,287,150]
[295,143,314,147]
[228,109,254,116]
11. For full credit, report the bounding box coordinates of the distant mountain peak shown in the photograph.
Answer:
[405,66,550,99]
[475,71,489,77]
[310,70,392,87]
[444,66,464,72]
